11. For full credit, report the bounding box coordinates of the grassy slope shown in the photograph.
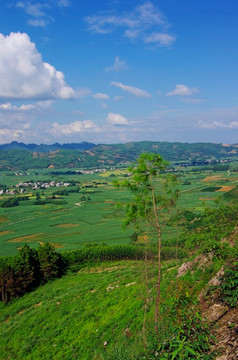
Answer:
[1,141,238,170]
[0,260,152,359]
[0,253,228,360]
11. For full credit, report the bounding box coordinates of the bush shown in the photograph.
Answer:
[219,261,238,307]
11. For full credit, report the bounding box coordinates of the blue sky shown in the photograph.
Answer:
[0,0,237,144]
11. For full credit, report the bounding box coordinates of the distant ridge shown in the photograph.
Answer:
[0,140,237,170]
[0,141,95,153]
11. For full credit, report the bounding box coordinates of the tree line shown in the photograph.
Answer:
[0,241,188,304]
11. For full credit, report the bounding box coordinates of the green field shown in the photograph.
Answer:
[0,165,238,257]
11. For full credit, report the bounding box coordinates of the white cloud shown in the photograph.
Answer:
[0,32,76,100]
[0,128,25,142]
[182,98,206,104]
[196,120,238,129]
[16,2,47,17]
[101,102,109,109]
[0,102,36,111]
[167,84,199,96]
[111,81,151,98]
[76,88,91,97]
[105,56,128,72]
[0,103,15,110]
[19,104,36,110]
[93,93,109,100]
[50,120,100,135]
[57,0,70,7]
[144,32,175,46]
[28,19,47,27]
[16,1,71,27]
[85,2,175,47]
[114,96,123,101]
[72,109,84,115]
[107,113,128,125]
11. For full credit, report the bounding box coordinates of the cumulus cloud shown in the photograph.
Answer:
[50,120,100,135]
[85,2,175,47]
[167,84,199,96]
[0,32,76,100]
[93,93,109,100]
[105,56,128,72]
[0,102,36,111]
[111,81,151,98]
[107,113,128,125]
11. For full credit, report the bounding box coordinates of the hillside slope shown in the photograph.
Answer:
[0,141,238,170]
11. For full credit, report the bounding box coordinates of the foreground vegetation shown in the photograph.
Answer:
[0,152,237,359]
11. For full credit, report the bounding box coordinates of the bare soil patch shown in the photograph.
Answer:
[85,150,95,156]
[0,230,14,236]
[216,186,235,192]
[50,242,64,249]
[8,233,44,243]
[55,223,79,228]
[48,150,60,158]
[202,175,226,182]
[0,216,8,223]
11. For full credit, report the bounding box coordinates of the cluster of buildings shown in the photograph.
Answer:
[15,181,71,190]
[76,168,111,174]
[0,181,71,195]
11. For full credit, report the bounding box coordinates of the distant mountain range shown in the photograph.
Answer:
[0,141,237,170]
[0,141,95,153]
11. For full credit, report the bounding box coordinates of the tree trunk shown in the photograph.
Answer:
[143,209,149,347]
[152,188,162,334]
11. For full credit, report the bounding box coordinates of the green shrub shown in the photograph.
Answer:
[220,261,238,307]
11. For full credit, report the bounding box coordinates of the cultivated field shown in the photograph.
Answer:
[0,164,238,257]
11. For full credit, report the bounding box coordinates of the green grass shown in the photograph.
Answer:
[0,260,150,359]
[0,253,226,360]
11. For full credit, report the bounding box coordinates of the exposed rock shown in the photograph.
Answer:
[205,303,228,323]
[209,267,225,287]
[199,266,238,360]
[125,282,136,287]
[178,254,213,277]
[214,308,238,360]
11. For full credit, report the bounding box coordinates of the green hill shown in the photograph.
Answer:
[0,141,238,170]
